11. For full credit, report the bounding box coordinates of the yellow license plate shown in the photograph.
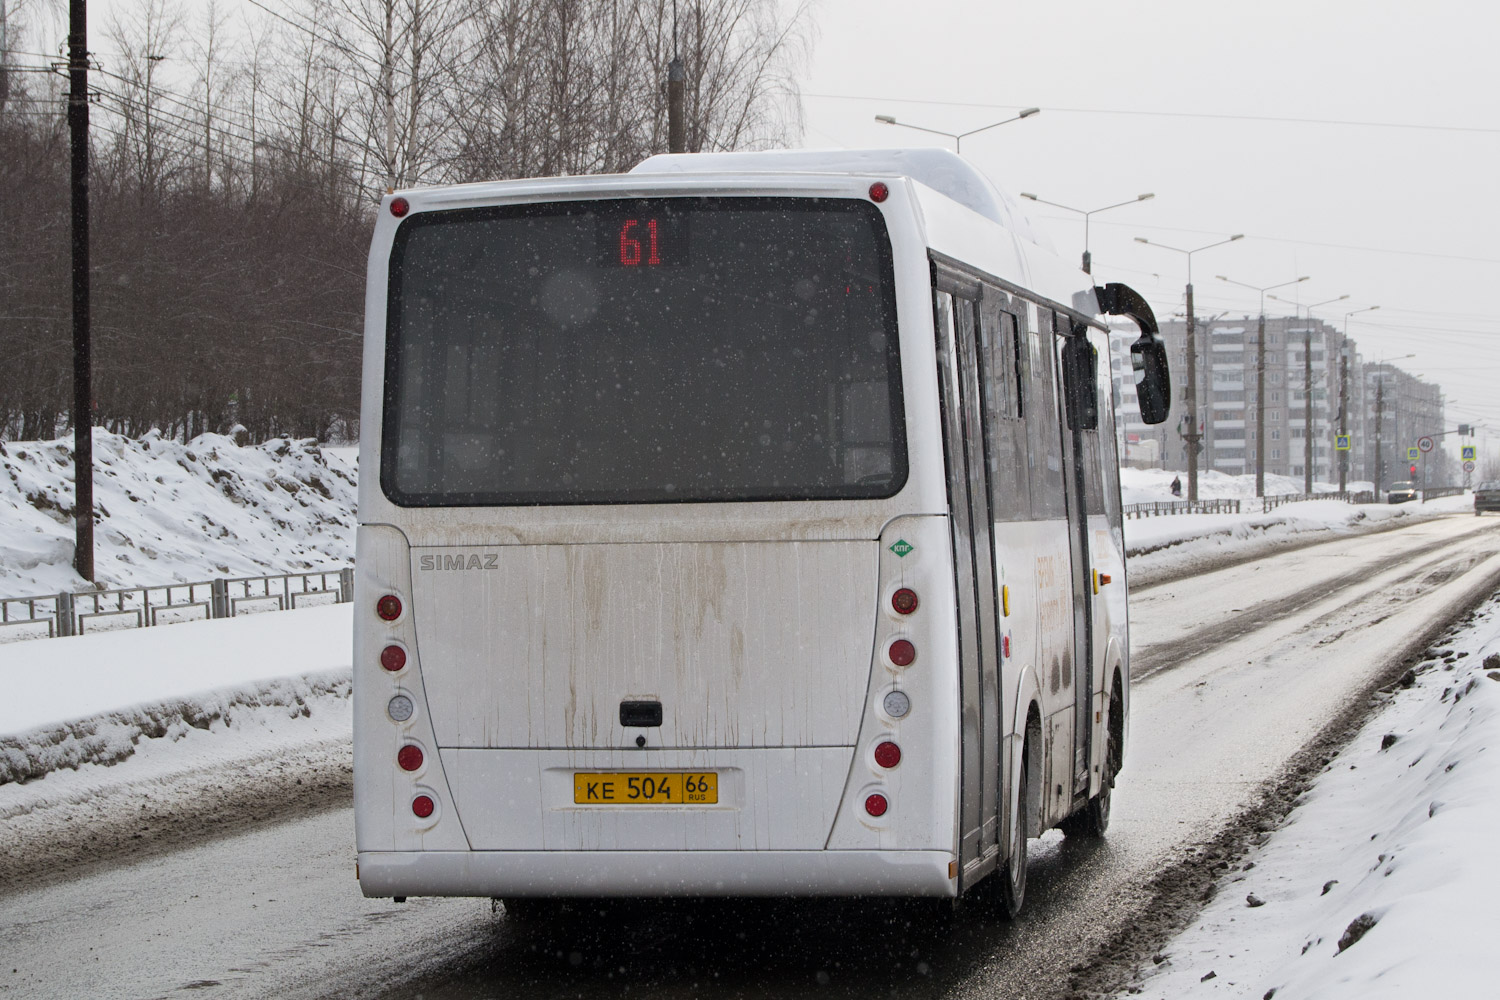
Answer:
[573,772,718,805]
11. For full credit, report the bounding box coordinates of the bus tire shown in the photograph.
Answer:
[1060,682,1122,839]
[996,737,1030,920]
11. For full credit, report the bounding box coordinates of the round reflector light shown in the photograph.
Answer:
[864,793,889,817]
[869,181,889,203]
[397,745,423,771]
[412,794,435,818]
[376,595,402,621]
[883,690,911,719]
[874,741,902,768]
[390,196,409,217]
[888,638,916,667]
[891,588,919,615]
[380,644,407,671]
[387,694,414,722]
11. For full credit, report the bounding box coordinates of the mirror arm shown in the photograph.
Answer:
[1094,282,1159,346]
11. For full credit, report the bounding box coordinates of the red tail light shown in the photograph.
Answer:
[869,182,889,203]
[376,595,402,621]
[864,793,889,817]
[412,795,435,818]
[397,745,424,771]
[888,639,916,667]
[891,588,918,614]
[874,741,902,768]
[381,645,407,671]
[390,196,409,217]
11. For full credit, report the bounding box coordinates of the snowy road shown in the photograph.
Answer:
[5,513,1499,1000]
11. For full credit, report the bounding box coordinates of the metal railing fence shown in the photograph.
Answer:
[1125,490,1382,519]
[0,567,353,644]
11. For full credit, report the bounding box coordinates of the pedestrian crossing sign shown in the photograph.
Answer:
[1335,434,1351,451]
[1463,445,1477,461]
[1407,447,1420,460]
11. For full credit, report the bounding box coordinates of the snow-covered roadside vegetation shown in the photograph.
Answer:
[0,430,356,596]
[1120,595,1500,999]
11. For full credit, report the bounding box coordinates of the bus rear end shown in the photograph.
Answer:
[353,177,961,899]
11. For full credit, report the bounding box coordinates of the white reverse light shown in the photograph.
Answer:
[883,690,911,719]
[388,694,415,722]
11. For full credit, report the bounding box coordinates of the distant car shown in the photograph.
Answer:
[1476,481,1500,515]
[1388,481,1418,504]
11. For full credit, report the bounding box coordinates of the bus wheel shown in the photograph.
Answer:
[996,739,1029,920]
[1060,684,1122,839]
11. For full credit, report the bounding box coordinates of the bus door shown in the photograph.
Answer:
[934,274,1003,882]
[1056,319,1104,803]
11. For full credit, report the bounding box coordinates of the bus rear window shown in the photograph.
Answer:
[381,197,905,506]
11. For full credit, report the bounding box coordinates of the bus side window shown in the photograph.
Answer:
[980,296,1030,521]
[1026,310,1066,519]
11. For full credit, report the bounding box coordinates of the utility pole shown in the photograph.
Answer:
[1186,283,1200,499]
[667,56,684,153]
[1303,325,1313,495]
[1374,376,1384,494]
[383,0,395,190]
[69,0,94,583]
[1337,346,1349,491]
[667,0,685,154]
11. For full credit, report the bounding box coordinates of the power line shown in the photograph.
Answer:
[802,91,1500,136]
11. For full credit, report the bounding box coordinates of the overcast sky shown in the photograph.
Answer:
[796,0,1499,464]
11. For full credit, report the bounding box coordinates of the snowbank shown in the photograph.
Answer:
[0,430,357,596]
[1128,595,1500,999]
[0,603,352,783]
[1118,467,1374,506]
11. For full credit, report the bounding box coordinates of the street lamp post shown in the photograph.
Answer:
[1216,274,1310,497]
[874,108,1040,154]
[1270,292,1349,494]
[1134,233,1245,503]
[1019,192,1154,274]
[1338,305,1380,490]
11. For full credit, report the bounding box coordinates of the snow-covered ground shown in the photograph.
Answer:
[0,430,357,596]
[1123,595,1500,999]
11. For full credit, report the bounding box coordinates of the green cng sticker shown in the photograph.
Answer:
[889,539,914,558]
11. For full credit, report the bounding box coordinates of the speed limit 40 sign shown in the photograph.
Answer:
[1418,436,1434,453]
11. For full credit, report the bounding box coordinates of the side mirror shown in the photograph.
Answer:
[1094,282,1172,426]
[1132,337,1171,425]
[1062,335,1099,431]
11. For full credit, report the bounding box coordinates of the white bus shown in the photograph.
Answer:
[353,148,1171,915]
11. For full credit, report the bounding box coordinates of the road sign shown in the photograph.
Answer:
[1418,436,1434,453]
[1464,460,1477,473]
[1335,434,1351,451]
[1407,447,1419,461]
[1462,445,1477,461]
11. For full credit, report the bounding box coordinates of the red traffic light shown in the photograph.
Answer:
[1410,465,1417,476]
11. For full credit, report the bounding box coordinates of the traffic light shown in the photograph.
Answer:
[1410,464,1417,476]
[1459,423,1471,436]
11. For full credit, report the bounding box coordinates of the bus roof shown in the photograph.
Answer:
[632,148,1053,252]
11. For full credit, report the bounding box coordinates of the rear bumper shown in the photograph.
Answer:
[358,849,956,898]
